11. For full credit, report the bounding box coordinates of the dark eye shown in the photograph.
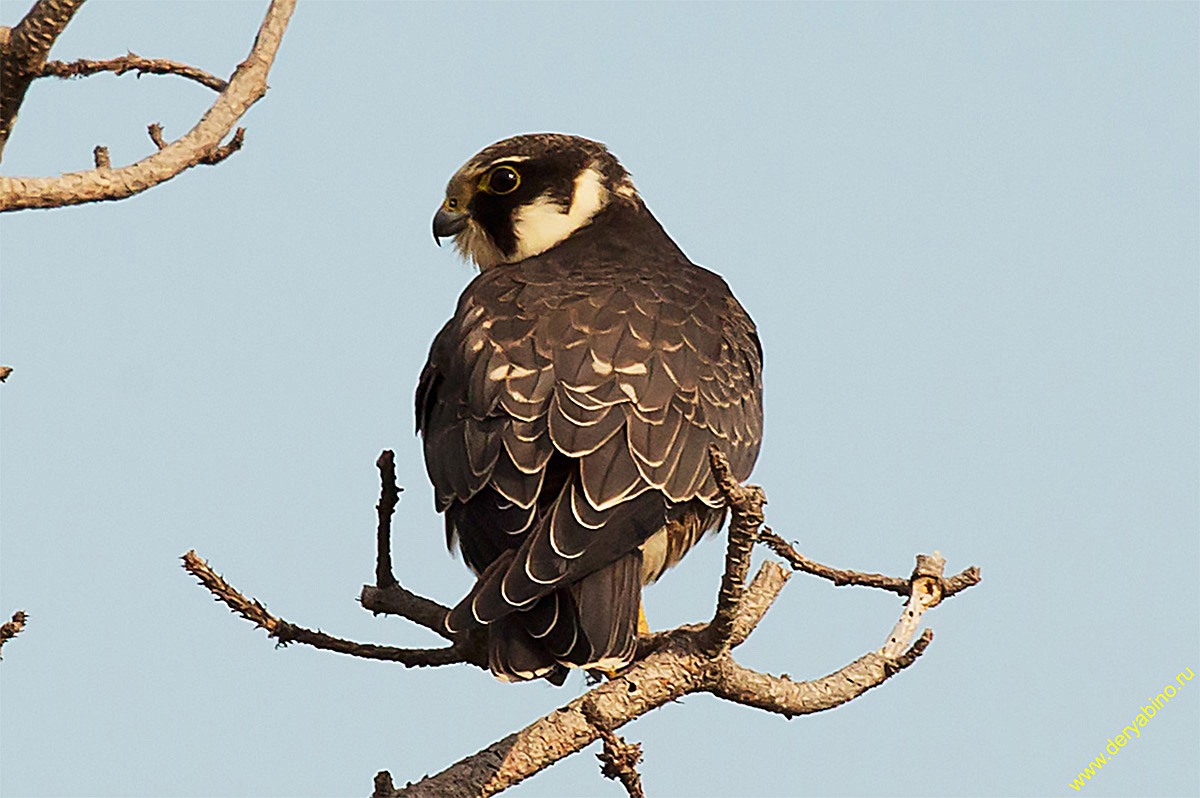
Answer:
[486,165,520,195]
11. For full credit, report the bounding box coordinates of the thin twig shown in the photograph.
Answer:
[182,550,480,668]
[375,449,400,589]
[594,727,645,798]
[0,610,28,658]
[759,529,981,599]
[38,52,228,92]
[197,127,244,165]
[147,123,166,150]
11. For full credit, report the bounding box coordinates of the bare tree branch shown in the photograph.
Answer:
[375,449,401,589]
[703,446,767,655]
[708,630,933,718]
[591,724,645,798]
[759,528,981,599]
[360,582,464,644]
[385,461,969,796]
[881,553,946,658]
[373,771,397,798]
[0,610,28,657]
[147,123,165,150]
[388,555,940,797]
[182,550,480,669]
[187,448,980,795]
[0,0,87,160]
[0,0,296,211]
[197,126,244,165]
[37,51,228,91]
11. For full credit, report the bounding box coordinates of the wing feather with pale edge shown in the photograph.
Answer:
[417,252,762,634]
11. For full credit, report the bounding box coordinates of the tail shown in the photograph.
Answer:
[487,551,642,683]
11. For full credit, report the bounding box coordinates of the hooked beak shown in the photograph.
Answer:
[432,206,469,246]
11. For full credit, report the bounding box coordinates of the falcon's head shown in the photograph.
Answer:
[432,133,640,269]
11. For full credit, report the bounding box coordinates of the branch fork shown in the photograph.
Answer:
[1,0,297,210]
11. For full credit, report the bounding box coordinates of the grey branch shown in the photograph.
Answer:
[0,0,296,211]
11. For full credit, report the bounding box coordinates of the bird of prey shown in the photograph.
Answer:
[418,134,763,683]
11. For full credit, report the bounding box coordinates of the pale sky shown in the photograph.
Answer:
[2,2,1197,796]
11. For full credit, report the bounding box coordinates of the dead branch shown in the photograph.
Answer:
[182,550,480,669]
[881,553,945,658]
[357,450,486,668]
[375,449,401,589]
[0,0,87,160]
[703,447,766,655]
[197,126,244,165]
[0,610,28,657]
[373,772,396,798]
[187,447,980,796]
[0,0,296,211]
[38,51,228,91]
[708,630,934,717]
[760,528,981,599]
[147,123,165,150]
[592,726,645,798]
[379,448,971,797]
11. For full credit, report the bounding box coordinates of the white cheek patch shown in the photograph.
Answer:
[511,165,609,261]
